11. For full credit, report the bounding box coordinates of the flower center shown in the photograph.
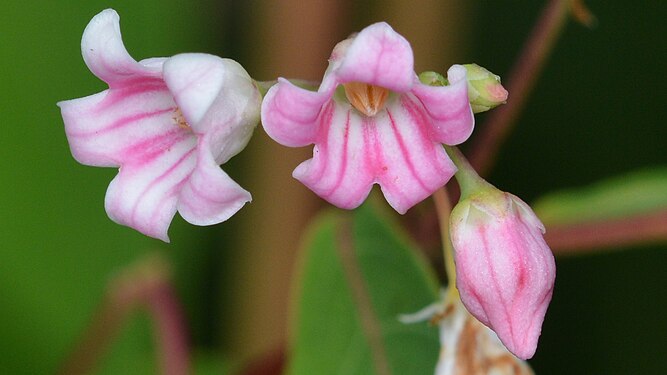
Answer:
[342,82,389,117]
[172,108,192,130]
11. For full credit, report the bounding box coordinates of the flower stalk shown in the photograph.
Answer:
[57,255,190,375]
[432,188,459,300]
[444,145,492,200]
[468,0,595,176]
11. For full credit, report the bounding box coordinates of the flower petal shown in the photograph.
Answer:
[177,136,251,226]
[59,82,178,167]
[81,9,161,87]
[334,22,414,92]
[164,54,261,163]
[412,64,474,145]
[293,102,375,209]
[376,96,457,213]
[261,78,328,147]
[104,130,197,242]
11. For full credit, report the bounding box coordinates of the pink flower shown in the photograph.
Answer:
[58,9,261,241]
[261,22,474,213]
[449,189,556,359]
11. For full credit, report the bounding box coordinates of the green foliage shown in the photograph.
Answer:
[532,167,667,226]
[287,202,440,375]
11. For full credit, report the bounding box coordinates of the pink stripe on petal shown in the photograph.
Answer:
[293,102,345,184]
[60,82,171,136]
[62,86,182,167]
[129,146,197,220]
[294,105,374,209]
[95,80,167,111]
[320,110,350,199]
[68,107,174,138]
[411,65,474,145]
[104,134,198,241]
[400,95,456,176]
[261,78,328,147]
[123,127,189,158]
[177,140,251,226]
[298,102,338,184]
[375,104,455,214]
[386,110,430,192]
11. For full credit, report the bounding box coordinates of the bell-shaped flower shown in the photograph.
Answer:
[449,188,556,359]
[261,22,474,214]
[58,9,261,241]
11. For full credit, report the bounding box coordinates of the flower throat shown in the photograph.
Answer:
[342,82,389,117]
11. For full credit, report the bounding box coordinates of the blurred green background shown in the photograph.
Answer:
[1,0,665,374]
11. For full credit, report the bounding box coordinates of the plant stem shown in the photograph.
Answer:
[147,283,191,375]
[444,145,491,199]
[546,209,667,254]
[468,0,594,176]
[57,255,190,375]
[336,217,392,375]
[432,188,459,300]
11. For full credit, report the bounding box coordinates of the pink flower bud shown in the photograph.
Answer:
[463,64,508,114]
[449,189,556,359]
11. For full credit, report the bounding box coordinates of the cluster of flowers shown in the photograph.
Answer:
[59,9,555,367]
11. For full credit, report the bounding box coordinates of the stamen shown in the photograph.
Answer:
[343,82,389,117]
[172,108,191,130]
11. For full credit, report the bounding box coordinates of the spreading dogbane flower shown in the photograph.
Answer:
[261,22,474,213]
[58,9,261,241]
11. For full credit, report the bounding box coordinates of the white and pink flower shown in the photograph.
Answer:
[59,9,261,241]
[261,22,474,213]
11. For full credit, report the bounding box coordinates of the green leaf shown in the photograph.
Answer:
[532,167,667,226]
[287,202,440,375]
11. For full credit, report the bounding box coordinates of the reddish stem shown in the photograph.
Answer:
[239,347,285,375]
[57,256,190,375]
[146,283,191,375]
[469,0,587,176]
[546,209,667,254]
[56,294,132,375]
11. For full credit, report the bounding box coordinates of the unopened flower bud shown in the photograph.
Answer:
[463,64,508,113]
[449,188,556,360]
